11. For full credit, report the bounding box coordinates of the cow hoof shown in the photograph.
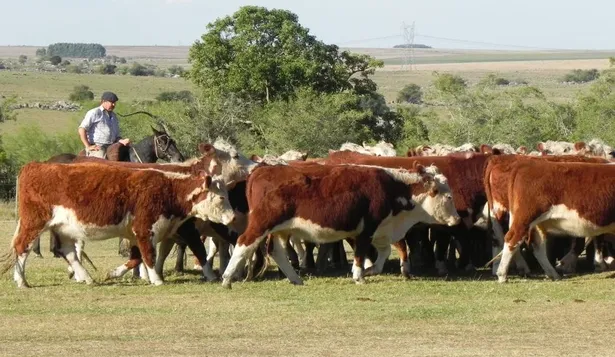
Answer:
[497,275,508,283]
[33,253,43,259]
[290,279,304,286]
[151,280,163,286]
[353,277,366,285]
[221,279,232,289]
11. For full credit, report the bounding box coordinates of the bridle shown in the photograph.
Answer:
[130,133,172,163]
[115,111,174,163]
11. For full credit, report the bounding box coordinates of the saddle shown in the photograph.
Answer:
[77,142,130,161]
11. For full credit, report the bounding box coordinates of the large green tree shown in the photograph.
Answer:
[187,6,383,103]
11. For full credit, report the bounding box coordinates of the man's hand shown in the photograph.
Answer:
[87,144,100,151]
[118,138,131,146]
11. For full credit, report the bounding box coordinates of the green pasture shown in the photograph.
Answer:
[0,221,613,357]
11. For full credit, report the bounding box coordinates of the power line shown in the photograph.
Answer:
[401,21,416,70]
[335,34,401,46]
[414,33,581,51]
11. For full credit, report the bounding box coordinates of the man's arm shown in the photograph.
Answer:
[78,110,99,150]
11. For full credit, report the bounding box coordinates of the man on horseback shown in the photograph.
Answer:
[78,91,130,159]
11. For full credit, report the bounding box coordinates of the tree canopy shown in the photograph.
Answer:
[187,6,383,103]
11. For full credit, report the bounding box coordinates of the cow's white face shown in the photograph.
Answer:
[413,169,460,227]
[191,175,235,225]
[213,138,259,187]
[278,150,308,161]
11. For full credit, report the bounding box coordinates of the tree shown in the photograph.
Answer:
[49,55,62,65]
[187,6,383,103]
[35,48,46,57]
[18,55,27,64]
[397,83,423,104]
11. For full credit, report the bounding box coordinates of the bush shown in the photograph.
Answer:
[2,124,83,166]
[167,65,185,76]
[478,73,511,87]
[35,48,46,57]
[397,83,423,104]
[119,57,127,64]
[562,69,600,83]
[98,64,117,75]
[129,63,154,76]
[65,64,82,74]
[49,55,62,65]
[156,90,194,103]
[18,55,27,64]
[69,85,94,102]
[60,59,71,67]
[153,68,167,77]
[117,65,129,75]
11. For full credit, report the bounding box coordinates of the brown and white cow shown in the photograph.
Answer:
[493,160,615,283]
[483,154,610,276]
[0,162,235,288]
[220,163,460,288]
[324,150,494,276]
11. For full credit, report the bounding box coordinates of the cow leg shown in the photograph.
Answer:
[556,237,579,274]
[178,220,216,281]
[364,235,391,276]
[530,227,561,281]
[218,239,232,274]
[202,236,216,272]
[496,220,528,283]
[285,240,300,270]
[31,236,42,258]
[304,242,317,270]
[154,238,176,279]
[222,233,264,289]
[174,242,187,273]
[594,235,607,272]
[352,231,375,284]
[108,245,142,279]
[433,230,450,276]
[393,241,411,278]
[270,234,303,285]
[316,243,333,274]
[56,235,93,285]
[289,236,307,269]
[10,220,48,288]
[132,231,162,286]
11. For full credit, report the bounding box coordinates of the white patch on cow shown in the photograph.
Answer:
[267,217,365,245]
[531,204,615,237]
[364,141,397,157]
[49,206,134,242]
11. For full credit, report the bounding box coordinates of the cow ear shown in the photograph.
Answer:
[301,152,308,161]
[574,141,586,151]
[151,126,162,135]
[480,144,492,154]
[250,154,262,162]
[537,142,545,151]
[517,146,527,155]
[199,171,212,188]
[198,143,216,156]
[492,148,502,155]
[421,145,431,154]
[413,163,426,175]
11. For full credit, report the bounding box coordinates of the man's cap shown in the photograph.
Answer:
[101,91,119,103]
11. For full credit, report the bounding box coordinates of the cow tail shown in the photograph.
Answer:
[483,162,495,248]
[0,220,20,276]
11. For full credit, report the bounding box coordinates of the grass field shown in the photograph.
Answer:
[0,221,614,357]
[2,47,615,356]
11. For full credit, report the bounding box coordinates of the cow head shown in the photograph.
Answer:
[278,150,309,161]
[412,164,460,227]
[197,138,259,188]
[188,172,235,225]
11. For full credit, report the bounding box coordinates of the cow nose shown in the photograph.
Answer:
[448,215,461,226]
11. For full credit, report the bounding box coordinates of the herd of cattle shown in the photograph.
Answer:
[2,136,615,289]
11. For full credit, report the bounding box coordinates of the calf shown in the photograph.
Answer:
[0,162,234,288]
[495,160,615,283]
[221,163,460,288]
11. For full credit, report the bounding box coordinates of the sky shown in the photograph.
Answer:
[1,0,613,50]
